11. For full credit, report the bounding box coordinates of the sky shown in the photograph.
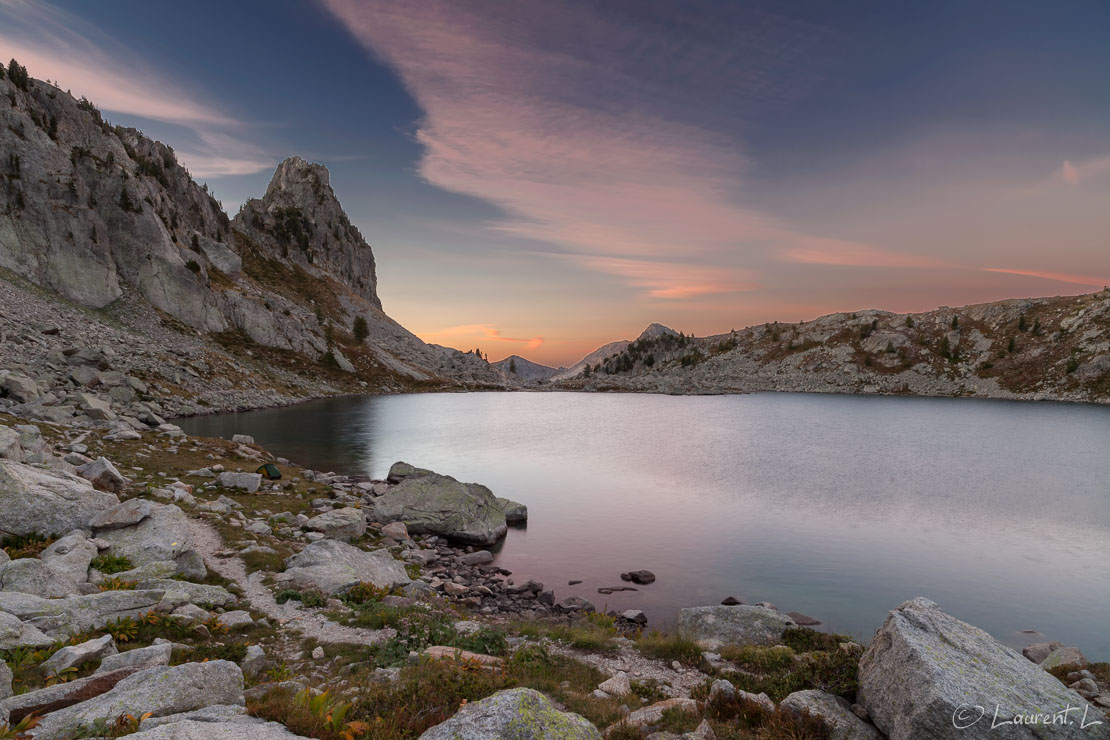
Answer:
[2,0,1108,366]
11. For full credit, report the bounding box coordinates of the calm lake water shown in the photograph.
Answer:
[179,392,1110,658]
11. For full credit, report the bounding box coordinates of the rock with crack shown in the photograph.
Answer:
[677,605,796,649]
[418,687,600,739]
[0,610,54,649]
[0,461,119,538]
[859,598,1109,740]
[371,471,508,545]
[781,690,882,740]
[305,507,366,542]
[29,660,245,739]
[40,531,98,585]
[276,539,410,594]
[134,579,235,608]
[91,501,205,579]
[128,718,313,738]
[0,665,146,726]
[40,634,117,676]
[0,558,79,598]
[617,697,699,732]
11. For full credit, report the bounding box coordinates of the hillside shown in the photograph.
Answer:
[0,62,503,415]
[555,292,1110,403]
[491,355,563,382]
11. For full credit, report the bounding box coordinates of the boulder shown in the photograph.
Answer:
[1,374,40,403]
[676,605,796,649]
[30,660,244,739]
[781,690,883,740]
[386,461,436,482]
[598,672,632,697]
[0,609,54,649]
[88,499,152,530]
[217,472,262,493]
[624,570,655,585]
[1022,641,1063,664]
[459,550,493,566]
[0,589,167,638]
[0,461,119,538]
[278,539,410,594]
[496,497,528,523]
[93,502,202,578]
[381,521,409,541]
[217,610,253,629]
[134,580,235,608]
[1040,646,1089,671]
[76,457,129,493]
[859,598,1108,740]
[0,665,146,725]
[75,392,116,421]
[0,558,80,598]
[418,687,600,739]
[0,425,22,460]
[98,643,174,673]
[40,635,117,676]
[305,508,366,542]
[371,473,507,545]
[40,531,98,584]
[231,434,254,445]
[139,704,253,729]
[621,697,699,731]
[0,660,11,702]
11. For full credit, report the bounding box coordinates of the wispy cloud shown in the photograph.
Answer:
[982,268,1110,287]
[0,0,271,178]
[1050,155,1110,188]
[422,323,543,350]
[782,239,951,269]
[322,0,864,299]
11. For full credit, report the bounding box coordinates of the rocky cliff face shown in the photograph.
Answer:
[0,67,502,394]
[233,157,380,309]
[558,292,1110,403]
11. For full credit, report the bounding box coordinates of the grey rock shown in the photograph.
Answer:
[231,434,254,445]
[496,497,528,523]
[0,609,54,649]
[1022,641,1062,664]
[305,507,366,542]
[0,425,23,461]
[598,672,632,697]
[418,687,600,739]
[381,521,409,541]
[241,645,267,677]
[622,698,699,731]
[93,502,201,578]
[781,690,883,740]
[0,589,166,638]
[0,660,11,702]
[217,610,253,629]
[138,704,253,730]
[278,539,410,594]
[75,392,116,421]
[372,472,508,545]
[0,558,78,598]
[0,461,119,538]
[386,461,436,482]
[128,718,310,738]
[41,531,98,584]
[40,635,117,676]
[1040,646,1088,671]
[88,498,152,529]
[677,605,796,649]
[135,579,234,608]
[458,550,494,566]
[31,660,244,739]
[217,472,262,493]
[76,457,128,493]
[170,604,210,623]
[859,597,1108,740]
[98,643,174,673]
[1,374,40,403]
[0,665,146,727]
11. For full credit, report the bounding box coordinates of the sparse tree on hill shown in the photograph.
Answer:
[509,357,517,374]
[951,316,959,329]
[353,315,368,342]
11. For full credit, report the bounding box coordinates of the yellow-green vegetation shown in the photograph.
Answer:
[97,577,138,592]
[712,629,860,703]
[1049,661,1110,685]
[702,692,831,739]
[635,629,703,665]
[248,643,624,740]
[1,532,55,559]
[508,616,618,652]
[89,554,133,575]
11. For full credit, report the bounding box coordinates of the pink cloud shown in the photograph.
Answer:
[421,324,543,350]
[1051,155,1110,187]
[322,0,860,298]
[982,268,1110,287]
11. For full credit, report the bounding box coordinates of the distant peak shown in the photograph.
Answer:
[265,156,332,202]
[638,323,679,340]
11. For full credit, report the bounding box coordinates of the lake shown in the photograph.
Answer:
[179,392,1110,658]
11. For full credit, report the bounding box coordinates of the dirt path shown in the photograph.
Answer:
[187,517,395,646]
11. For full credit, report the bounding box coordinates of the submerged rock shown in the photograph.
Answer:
[858,597,1108,740]
[418,687,600,739]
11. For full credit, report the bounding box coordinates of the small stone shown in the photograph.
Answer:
[311,646,325,660]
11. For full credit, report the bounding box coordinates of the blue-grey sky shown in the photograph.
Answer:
[3,0,1108,365]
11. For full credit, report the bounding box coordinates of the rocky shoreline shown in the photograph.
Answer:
[1,396,1108,738]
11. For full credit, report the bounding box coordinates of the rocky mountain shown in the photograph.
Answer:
[491,355,563,382]
[0,62,502,406]
[555,292,1110,403]
[553,323,679,381]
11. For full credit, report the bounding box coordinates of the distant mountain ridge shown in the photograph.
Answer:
[492,355,564,382]
[551,293,1110,403]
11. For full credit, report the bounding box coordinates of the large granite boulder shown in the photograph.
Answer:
[29,660,244,739]
[277,539,410,594]
[40,634,117,676]
[0,461,120,538]
[76,457,129,493]
[418,688,600,739]
[0,558,78,598]
[128,719,311,738]
[677,605,796,649]
[781,690,883,740]
[1,374,40,403]
[371,472,507,545]
[386,461,436,482]
[92,501,204,579]
[0,609,53,649]
[0,589,167,638]
[859,598,1109,740]
[305,507,366,542]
